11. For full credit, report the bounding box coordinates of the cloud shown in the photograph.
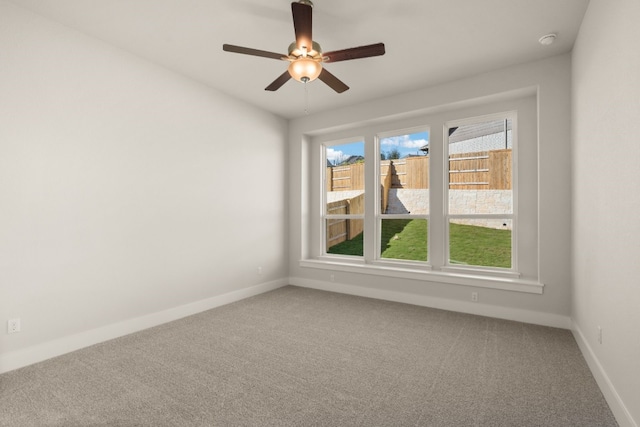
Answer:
[326,148,344,163]
[381,136,428,149]
[404,138,428,149]
[381,137,400,147]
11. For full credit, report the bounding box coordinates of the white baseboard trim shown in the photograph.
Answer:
[572,322,637,427]
[289,277,572,329]
[0,279,288,374]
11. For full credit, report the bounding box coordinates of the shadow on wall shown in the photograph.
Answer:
[382,161,410,214]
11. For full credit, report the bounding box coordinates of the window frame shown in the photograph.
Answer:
[442,112,519,277]
[374,127,431,268]
[304,95,542,294]
[321,138,366,259]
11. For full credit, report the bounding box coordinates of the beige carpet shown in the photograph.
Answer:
[0,286,617,426]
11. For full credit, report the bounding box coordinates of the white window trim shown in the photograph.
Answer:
[375,127,431,265]
[299,258,543,294]
[305,95,541,295]
[443,112,518,274]
[321,138,366,257]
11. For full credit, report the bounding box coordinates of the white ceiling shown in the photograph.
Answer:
[9,0,589,119]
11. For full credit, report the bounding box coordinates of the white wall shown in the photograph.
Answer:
[289,53,573,327]
[572,0,640,425]
[0,1,288,371]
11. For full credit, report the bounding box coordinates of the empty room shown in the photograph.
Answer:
[1,0,638,425]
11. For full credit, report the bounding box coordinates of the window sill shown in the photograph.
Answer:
[440,265,521,279]
[299,258,544,294]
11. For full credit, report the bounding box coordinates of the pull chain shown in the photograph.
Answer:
[304,80,310,115]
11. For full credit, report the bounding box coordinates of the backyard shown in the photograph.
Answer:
[328,219,511,268]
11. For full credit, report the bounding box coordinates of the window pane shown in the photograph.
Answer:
[448,120,512,215]
[326,141,364,215]
[380,132,429,215]
[380,219,428,261]
[326,219,364,256]
[449,219,512,268]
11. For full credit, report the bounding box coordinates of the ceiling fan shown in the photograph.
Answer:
[222,0,385,93]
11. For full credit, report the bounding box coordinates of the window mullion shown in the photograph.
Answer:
[427,123,446,268]
[363,133,377,262]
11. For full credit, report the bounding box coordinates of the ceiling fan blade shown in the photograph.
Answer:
[223,44,286,60]
[323,43,386,63]
[318,68,349,93]
[265,71,292,91]
[291,2,313,51]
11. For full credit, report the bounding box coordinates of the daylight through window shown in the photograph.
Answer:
[378,130,430,263]
[324,141,365,257]
[445,116,515,270]
[310,99,537,291]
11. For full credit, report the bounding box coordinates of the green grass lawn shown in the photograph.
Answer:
[327,231,364,256]
[449,222,511,268]
[380,219,427,261]
[328,219,511,268]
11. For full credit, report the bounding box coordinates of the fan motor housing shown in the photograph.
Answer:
[288,41,323,60]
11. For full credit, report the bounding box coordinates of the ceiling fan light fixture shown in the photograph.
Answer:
[288,57,322,82]
[223,1,385,93]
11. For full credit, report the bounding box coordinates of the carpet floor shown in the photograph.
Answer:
[0,286,617,426]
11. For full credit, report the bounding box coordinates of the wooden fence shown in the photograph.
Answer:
[380,157,430,190]
[326,193,364,249]
[326,162,364,192]
[449,149,511,190]
[326,149,511,193]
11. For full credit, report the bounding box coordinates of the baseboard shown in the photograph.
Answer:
[289,277,572,329]
[572,322,638,427]
[0,279,288,374]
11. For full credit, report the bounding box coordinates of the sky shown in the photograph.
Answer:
[326,131,429,165]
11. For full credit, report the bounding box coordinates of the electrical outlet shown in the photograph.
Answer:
[597,326,602,344]
[471,292,479,302]
[257,266,263,275]
[330,274,335,282]
[7,318,20,334]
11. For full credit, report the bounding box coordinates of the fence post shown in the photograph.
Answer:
[488,149,512,190]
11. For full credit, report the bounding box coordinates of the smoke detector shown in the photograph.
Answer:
[538,33,557,46]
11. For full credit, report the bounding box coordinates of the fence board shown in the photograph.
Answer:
[390,160,405,187]
[327,162,365,191]
[489,149,512,189]
[448,150,511,190]
[326,200,348,248]
[406,156,429,189]
[449,151,488,190]
[325,193,365,249]
[347,194,364,239]
[381,162,393,213]
[350,162,365,190]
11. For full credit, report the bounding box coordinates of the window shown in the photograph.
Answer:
[323,140,365,257]
[445,115,515,271]
[306,95,539,293]
[378,130,430,263]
